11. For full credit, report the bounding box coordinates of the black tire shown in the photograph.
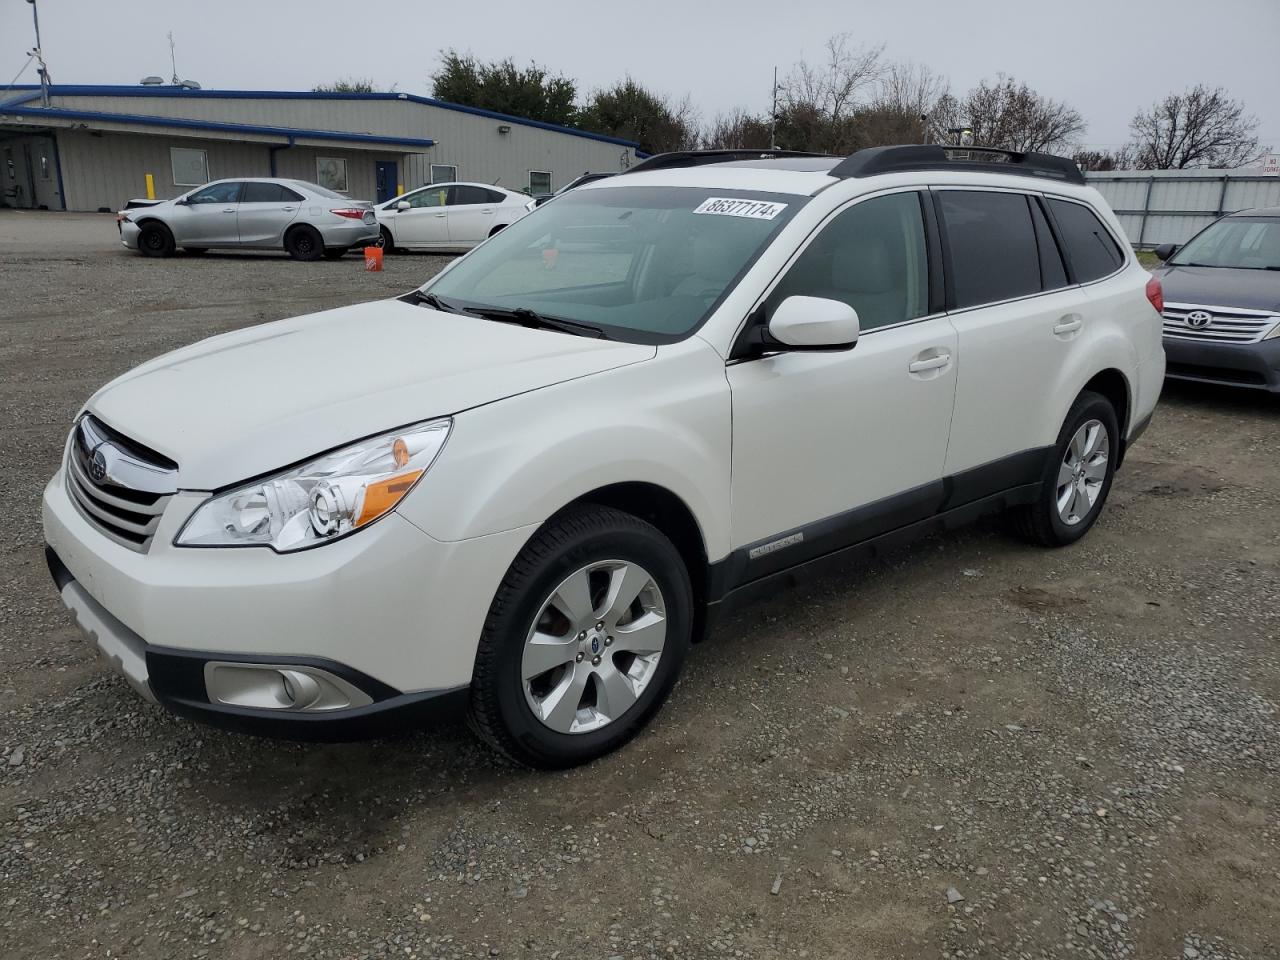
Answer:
[322,247,348,260]
[137,221,175,258]
[284,225,323,261]
[183,247,208,255]
[469,504,692,769]
[377,225,396,253]
[488,224,508,238]
[1017,390,1120,547]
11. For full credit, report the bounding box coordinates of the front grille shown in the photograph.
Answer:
[65,416,177,552]
[1162,303,1280,344]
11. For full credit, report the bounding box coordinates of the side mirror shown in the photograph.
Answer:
[767,296,860,349]
[174,197,189,206]
[395,200,411,212]
[1153,242,1178,262]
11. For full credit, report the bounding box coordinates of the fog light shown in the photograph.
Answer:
[203,662,374,712]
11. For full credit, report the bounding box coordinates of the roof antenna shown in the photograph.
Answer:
[25,0,51,107]
[168,31,179,85]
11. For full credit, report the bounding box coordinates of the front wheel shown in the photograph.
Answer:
[468,505,692,768]
[376,226,396,253]
[137,222,175,258]
[1017,390,1120,547]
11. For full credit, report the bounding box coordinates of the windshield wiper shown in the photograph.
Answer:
[406,290,464,313]
[462,305,608,339]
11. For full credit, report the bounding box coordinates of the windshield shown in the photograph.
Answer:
[422,185,806,343]
[1170,216,1280,270]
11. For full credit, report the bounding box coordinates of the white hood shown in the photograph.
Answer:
[86,299,654,489]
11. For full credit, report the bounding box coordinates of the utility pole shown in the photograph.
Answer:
[27,0,50,107]
[168,32,179,85]
[769,66,778,150]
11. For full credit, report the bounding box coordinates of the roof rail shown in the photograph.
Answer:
[830,145,1085,185]
[620,149,833,175]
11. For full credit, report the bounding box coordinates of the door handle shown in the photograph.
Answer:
[1053,314,1083,336]
[434,213,446,218]
[221,207,236,213]
[908,353,951,374]
[281,206,296,212]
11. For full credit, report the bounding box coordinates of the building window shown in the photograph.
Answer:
[430,164,457,184]
[529,170,552,196]
[170,147,209,187]
[39,154,51,180]
[315,157,349,193]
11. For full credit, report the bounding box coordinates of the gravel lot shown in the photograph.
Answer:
[1,209,1277,959]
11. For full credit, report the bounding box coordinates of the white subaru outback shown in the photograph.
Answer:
[42,146,1165,768]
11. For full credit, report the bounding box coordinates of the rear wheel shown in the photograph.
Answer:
[284,225,323,261]
[468,505,692,768]
[1017,390,1119,547]
[137,222,175,258]
[488,224,508,238]
[322,247,348,260]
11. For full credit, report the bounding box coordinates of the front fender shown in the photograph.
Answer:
[397,339,732,561]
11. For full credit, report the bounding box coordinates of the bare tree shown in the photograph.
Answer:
[778,35,884,152]
[962,75,1085,153]
[1128,85,1260,169]
[874,61,952,141]
[1072,147,1135,172]
[701,108,773,150]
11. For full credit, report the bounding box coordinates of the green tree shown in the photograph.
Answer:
[312,77,380,94]
[430,50,578,125]
[578,78,698,155]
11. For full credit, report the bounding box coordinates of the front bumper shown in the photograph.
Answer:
[118,219,141,250]
[42,467,535,738]
[1163,336,1280,392]
[47,546,467,739]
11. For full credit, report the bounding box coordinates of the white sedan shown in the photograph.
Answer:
[374,182,532,253]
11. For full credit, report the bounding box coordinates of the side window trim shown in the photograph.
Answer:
[1028,194,1070,292]
[730,186,943,360]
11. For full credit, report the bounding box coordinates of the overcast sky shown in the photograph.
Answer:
[3,0,1277,153]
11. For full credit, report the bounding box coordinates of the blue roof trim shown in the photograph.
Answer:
[1,101,435,148]
[26,84,642,150]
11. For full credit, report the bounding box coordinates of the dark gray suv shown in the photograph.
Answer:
[1151,208,1280,392]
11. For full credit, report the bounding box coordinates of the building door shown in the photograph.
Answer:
[375,161,397,204]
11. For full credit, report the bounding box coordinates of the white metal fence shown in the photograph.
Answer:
[1084,169,1280,249]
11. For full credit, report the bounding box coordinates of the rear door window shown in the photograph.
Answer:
[242,182,301,203]
[452,185,496,205]
[1046,198,1124,282]
[938,191,1041,308]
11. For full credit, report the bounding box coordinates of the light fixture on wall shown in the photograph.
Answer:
[497,124,511,135]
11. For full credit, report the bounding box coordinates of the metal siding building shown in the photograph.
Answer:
[0,85,642,212]
[1085,168,1280,248]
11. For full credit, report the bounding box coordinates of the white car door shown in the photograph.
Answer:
[727,190,957,572]
[935,189,1095,480]
[385,185,450,247]
[445,185,502,247]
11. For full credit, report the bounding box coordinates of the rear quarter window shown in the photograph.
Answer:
[1046,198,1125,282]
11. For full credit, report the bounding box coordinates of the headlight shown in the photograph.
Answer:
[1264,318,1280,341]
[176,418,451,552]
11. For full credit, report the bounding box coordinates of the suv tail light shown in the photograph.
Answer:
[1145,276,1164,315]
[330,208,367,220]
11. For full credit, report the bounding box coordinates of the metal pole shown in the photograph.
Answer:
[769,66,778,150]
[1136,176,1154,249]
[28,0,50,107]
[1215,173,1229,217]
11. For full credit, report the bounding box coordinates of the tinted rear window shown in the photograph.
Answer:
[1046,198,1124,282]
[242,182,303,203]
[1030,198,1069,291]
[939,191,1041,308]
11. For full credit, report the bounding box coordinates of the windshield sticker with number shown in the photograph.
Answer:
[692,198,788,220]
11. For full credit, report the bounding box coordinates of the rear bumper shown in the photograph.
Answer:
[1163,336,1280,392]
[317,219,380,249]
[46,546,469,740]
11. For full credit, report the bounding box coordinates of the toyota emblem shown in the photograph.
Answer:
[1186,310,1213,329]
[89,448,108,484]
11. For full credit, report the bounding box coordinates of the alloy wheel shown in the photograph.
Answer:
[1056,419,1109,526]
[522,560,667,734]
